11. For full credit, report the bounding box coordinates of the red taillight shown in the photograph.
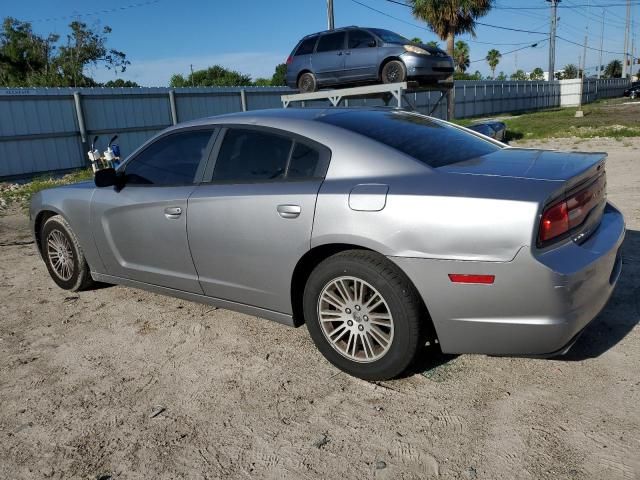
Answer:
[538,173,606,245]
[286,55,293,65]
[539,201,569,243]
[448,274,495,284]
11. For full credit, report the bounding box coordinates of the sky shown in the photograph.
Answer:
[4,0,639,86]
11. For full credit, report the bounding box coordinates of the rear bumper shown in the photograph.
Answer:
[391,202,625,355]
[401,53,454,79]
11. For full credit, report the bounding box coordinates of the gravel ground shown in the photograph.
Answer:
[0,138,639,480]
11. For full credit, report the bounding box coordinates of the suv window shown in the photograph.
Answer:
[348,30,376,49]
[295,36,318,56]
[317,110,501,168]
[125,129,213,185]
[213,129,292,181]
[316,31,346,52]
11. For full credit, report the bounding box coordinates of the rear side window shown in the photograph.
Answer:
[348,30,376,49]
[316,32,346,52]
[288,143,324,178]
[295,36,318,56]
[213,129,292,181]
[316,110,500,168]
[125,130,213,185]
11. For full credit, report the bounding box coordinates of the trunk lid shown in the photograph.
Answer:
[439,147,606,191]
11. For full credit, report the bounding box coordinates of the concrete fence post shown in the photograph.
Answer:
[240,89,247,112]
[169,90,178,125]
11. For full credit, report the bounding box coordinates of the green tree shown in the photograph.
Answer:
[562,63,578,79]
[453,40,470,73]
[510,69,527,81]
[409,0,493,119]
[604,59,622,78]
[253,78,271,86]
[485,48,501,78]
[271,63,287,86]
[411,37,423,43]
[496,71,507,81]
[529,67,544,80]
[103,78,139,87]
[425,40,440,49]
[169,65,252,87]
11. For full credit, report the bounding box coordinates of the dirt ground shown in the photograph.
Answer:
[1,138,639,480]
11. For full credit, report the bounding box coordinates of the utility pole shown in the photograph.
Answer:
[547,0,560,81]
[190,64,195,87]
[327,0,335,30]
[597,10,605,78]
[622,0,631,77]
[576,1,589,117]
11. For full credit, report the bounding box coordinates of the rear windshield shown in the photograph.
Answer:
[316,110,501,168]
[368,28,409,44]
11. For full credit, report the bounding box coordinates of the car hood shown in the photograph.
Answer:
[438,148,606,186]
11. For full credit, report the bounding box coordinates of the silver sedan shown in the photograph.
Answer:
[30,108,625,380]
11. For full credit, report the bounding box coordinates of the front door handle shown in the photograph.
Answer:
[337,51,343,56]
[277,204,301,219]
[164,206,182,219]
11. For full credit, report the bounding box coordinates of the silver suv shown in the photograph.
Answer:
[285,26,454,92]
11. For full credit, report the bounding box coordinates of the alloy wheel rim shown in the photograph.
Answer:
[317,276,394,363]
[47,229,74,281]
[386,65,400,82]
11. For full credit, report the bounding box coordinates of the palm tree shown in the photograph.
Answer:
[411,37,423,43]
[563,64,578,79]
[453,40,470,73]
[485,49,501,78]
[529,67,544,80]
[425,40,440,49]
[604,59,622,78]
[409,0,493,119]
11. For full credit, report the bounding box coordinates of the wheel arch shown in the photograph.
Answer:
[290,243,437,345]
[296,69,314,83]
[34,209,63,259]
[378,56,406,80]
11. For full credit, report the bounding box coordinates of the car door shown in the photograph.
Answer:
[312,31,347,84]
[187,126,330,314]
[91,127,217,292]
[344,29,380,81]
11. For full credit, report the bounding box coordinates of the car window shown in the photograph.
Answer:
[125,130,213,185]
[368,28,409,44]
[296,36,318,55]
[316,110,501,168]
[213,129,293,182]
[348,30,376,49]
[316,32,346,53]
[287,142,327,179]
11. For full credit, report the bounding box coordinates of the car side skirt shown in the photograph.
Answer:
[91,273,296,327]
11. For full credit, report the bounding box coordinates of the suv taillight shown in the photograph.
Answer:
[286,55,293,65]
[538,173,606,246]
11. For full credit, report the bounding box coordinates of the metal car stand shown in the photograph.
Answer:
[280,80,453,118]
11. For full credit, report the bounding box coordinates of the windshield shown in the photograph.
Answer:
[316,110,502,168]
[368,28,410,44]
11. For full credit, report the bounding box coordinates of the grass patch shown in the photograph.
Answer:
[0,168,93,210]
[452,98,640,141]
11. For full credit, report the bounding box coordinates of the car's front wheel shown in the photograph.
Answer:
[297,72,317,93]
[41,215,94,291]
[381,60,407,84]
[303,250,424,380]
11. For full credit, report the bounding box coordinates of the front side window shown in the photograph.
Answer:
[296,36,318,55]
[316,32,346,52]
[348,30,376,49]
[125,129,213,185]
[368,28,409,45]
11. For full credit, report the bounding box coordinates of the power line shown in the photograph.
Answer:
[26,0,161,23]
[470,40,548,63]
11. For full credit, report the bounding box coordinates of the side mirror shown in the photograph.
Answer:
[94,168,122,188]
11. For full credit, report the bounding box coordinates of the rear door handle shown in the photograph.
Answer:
[164,206,182,219]
[337,51,343,56]
[277,204,301,219]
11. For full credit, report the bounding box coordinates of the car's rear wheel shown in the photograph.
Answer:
[303,250,424,380]
[41,215,94,291]
[297,72,317,93]
[381,60,407,84]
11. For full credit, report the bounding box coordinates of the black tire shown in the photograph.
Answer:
[303,250,424,380]
[297,72,317,93]
[41,215,94,291]
[381,60,407,84]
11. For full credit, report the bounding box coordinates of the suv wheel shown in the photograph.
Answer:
[297,72,317,93]
[303,250,424,380]
[381,60,407,84]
